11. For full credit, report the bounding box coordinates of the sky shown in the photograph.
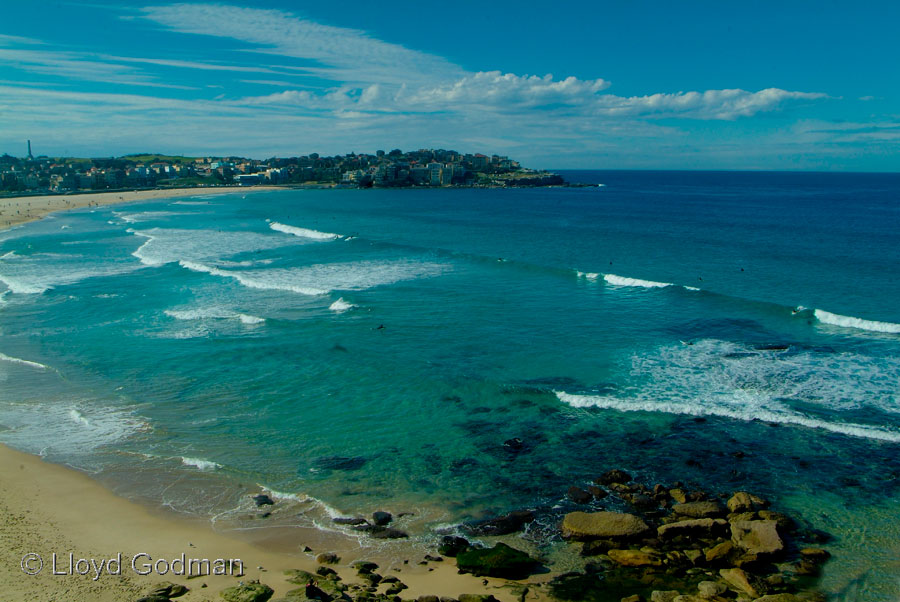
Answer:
[0,1,898,170]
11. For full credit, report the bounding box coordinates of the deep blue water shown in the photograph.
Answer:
[1,171,899,597]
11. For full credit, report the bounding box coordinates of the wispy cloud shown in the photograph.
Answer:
[139,3,465,85]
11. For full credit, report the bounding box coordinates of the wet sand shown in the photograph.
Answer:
[0,187,282,229]
[0,444,527,601]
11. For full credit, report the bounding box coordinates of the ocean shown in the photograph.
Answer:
[1,171,899,598]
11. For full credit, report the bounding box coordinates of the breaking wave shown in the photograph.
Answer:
[0,353,49,370]
[814,309,900,334]
[555,338,900,443]
[269,221,340,240]
[603,273,673,288]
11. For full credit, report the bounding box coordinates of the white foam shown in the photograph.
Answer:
[603,273,672,288]
[576,271,600,280]
[181,456,222,471]
[165,307,265,325]
[0,251,138,294]
[0,353,48,370]
[269,221,340,240]
[180,259,447,297]
[238,313,265,325]
[329,298,355,313]
[114,210,187,224]
[0,402,149,457]
[684,286,701,292]
[555,339,900,443]
[814,309,900,334]
[130,227,295,267]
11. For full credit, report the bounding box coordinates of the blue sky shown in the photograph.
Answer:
[1,1,898,170]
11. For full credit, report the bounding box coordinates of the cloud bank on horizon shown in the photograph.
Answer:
[0,2,895,169]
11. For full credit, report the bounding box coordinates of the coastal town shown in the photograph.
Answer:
[0,143,565,196]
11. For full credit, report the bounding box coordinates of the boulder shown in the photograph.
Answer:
[587,485,608,500]
[799,548,831,562]
[418,597,441,602]
[597,469,632,485]
[562,511,650,540]
[220,582,275,602]
[731,521,783,556]
[455,543,539,579]
[705,541,734,564]
[650,592,680,602]
[757,511,794,531]
[751,596,800,602]
[465,510,535,536]
[697,581,726,599]
[438,536,470,557]
[726,492,768,514]
[657,518,728,539]
[607,549,663,567]
[669,489,688,504]
[568,486,593,504]
[683,550,703,565]
[372,511,392,526]
[719,568,758,598]
[253,494,275,507]
[621,596,642,602]
[458,596,499,602]
[316,553,340,565]
[146,582,189,598]
[332,517,367,526]
[136,596,170,602]
[581,539,616,556]
[351,561,379,573]
[673,501,725,519]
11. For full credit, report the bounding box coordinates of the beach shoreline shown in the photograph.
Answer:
[0,443,526,601]
[0,186,283,230]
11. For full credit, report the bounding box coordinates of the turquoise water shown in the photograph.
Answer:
[1,171,899,597]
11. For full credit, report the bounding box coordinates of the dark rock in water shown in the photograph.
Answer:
[568,486,593,504]
[455,543,540,579]
[580,539,616,556]
[596,469,632,485]
[351,561,379,573]
[359,526,408,539]
[464,510,535,536]
[313,455,367,471]
[424,554,443,562]
[587,486,608,500]
[503,437,525,452]
[372,511,392,526]
[438,536,470,557]
[220,581,274,602]
[623,493,657,511]
[252,494,275,507]
[333,516,368,526]
[315,552,340,565]
[522,376,581,389]
[755,344,791,351]
[449,458,479,474]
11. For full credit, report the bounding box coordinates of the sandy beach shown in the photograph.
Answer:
[0,444,528,601]
[0,187,283,229]
[0,189,530,601]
